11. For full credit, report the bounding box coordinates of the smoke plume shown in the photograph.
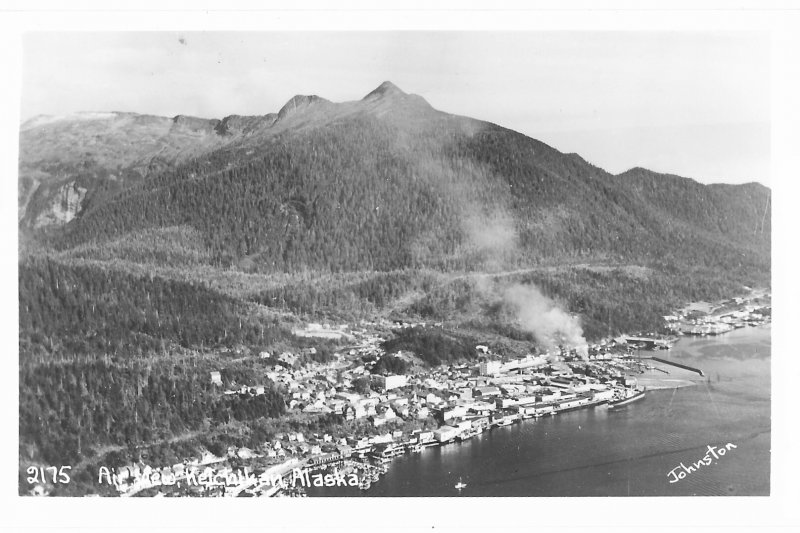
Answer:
[477,279,588,358]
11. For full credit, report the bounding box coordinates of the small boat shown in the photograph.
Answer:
[455,477,467,491]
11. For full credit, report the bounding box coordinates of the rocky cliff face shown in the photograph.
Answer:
[34,181,87,229]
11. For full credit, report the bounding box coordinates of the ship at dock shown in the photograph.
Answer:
[607,388,646,409]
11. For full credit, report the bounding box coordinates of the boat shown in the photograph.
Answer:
[455,477,467,491]
[607,388,646,409]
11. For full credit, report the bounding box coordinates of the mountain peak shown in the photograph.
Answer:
[362,81,407,100]
[277,94,331,121]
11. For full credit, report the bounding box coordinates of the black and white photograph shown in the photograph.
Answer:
[3,2,799,532]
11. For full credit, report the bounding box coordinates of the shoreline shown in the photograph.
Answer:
[637,378,696,390]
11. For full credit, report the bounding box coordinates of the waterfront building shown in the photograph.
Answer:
[433,426,460,442]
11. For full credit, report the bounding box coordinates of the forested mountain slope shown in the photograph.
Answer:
[22,82,769,277]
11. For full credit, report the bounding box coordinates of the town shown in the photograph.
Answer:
[96,291,770,498]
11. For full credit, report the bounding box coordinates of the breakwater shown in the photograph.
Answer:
[650,356,705,376]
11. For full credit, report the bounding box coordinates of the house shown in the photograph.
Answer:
[237,447,258,459]
[425,393,444,406]
[303,401,333,414]
[392,402,410,418]
[442,405,468,421]
[336,444,353,457]
[373,406,397,427]
[373,433,394,444]
[210,371,223,386]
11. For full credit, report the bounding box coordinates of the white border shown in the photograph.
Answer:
[1,2,798,532]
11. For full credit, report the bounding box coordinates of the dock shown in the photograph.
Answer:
[649,357,704,376]
[624,336,674,349]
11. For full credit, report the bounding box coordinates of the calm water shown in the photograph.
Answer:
[309,325,771,497]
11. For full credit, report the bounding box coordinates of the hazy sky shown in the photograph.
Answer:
[22,32,770,185]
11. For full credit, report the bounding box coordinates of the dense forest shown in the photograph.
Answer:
[19,357,285,467]
[382,327,479,367]
[19,256,289,359]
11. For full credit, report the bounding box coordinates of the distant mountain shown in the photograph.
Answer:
[18,81,770,278]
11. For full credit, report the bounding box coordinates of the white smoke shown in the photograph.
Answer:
[477,280,588,359]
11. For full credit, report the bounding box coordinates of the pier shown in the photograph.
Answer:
[649,357,705,376]
[624,336,673,349]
